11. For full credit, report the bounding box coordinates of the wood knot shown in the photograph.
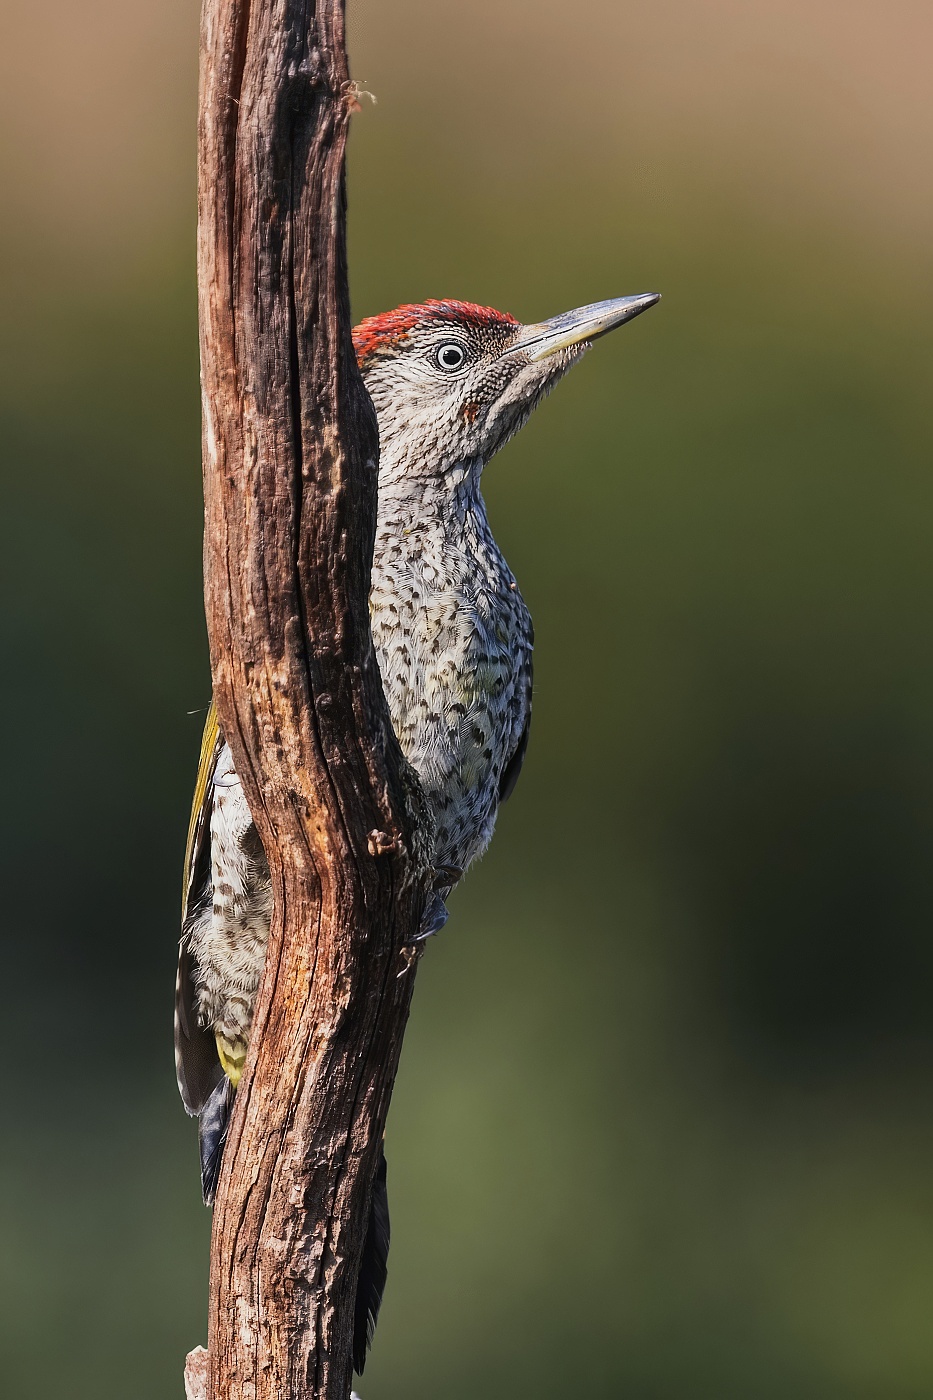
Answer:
[367,829,398,858]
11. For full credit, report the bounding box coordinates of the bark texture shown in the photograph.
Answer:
[197,0,429,1395]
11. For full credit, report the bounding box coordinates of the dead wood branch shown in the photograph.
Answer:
[196,0,429,1393]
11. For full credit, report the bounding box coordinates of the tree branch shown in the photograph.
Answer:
[196,0,429,1394]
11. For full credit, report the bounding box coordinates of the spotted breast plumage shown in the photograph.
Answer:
[174,291,659,1374]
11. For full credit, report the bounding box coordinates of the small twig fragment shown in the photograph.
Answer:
[342,79,377,113]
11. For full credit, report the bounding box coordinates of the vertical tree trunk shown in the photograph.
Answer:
[196,1,429,1396]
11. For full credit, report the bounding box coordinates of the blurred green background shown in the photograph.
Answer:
[2,1,932,1396]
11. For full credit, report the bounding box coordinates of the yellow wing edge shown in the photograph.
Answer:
[181,700,221,920]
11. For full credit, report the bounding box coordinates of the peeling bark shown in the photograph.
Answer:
[185,1347,210,1400]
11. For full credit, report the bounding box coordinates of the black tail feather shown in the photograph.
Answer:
[199,1076,233,1206]
[353,1150,390,1375]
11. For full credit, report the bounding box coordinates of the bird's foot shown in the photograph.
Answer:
[409,890,450,943]
[397,889,452,975]
[400,867,463,951]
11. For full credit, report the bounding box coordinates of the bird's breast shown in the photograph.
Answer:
[370,524,531,870]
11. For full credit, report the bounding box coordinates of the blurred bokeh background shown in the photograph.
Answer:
[2,1,932,1395]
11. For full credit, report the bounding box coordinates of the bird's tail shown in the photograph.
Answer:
[199,1075,234,1206]
[353,1150,390,1375]
[199,1082,390,1375]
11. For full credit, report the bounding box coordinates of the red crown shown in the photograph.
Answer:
[353,300,518,363]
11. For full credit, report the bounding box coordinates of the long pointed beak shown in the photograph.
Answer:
[513,293,660,361]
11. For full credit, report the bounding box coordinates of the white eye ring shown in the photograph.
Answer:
[435,342,466,371]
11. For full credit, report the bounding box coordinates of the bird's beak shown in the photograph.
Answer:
[512,293,661,361]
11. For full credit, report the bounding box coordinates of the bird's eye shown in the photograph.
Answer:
[435,343,466,371]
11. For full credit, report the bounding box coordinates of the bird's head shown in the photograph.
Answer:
[353,294,659,486]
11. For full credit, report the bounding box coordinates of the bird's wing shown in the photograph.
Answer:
[182,702,222,925]
[175,703,225,1116]
[499,651,533,804]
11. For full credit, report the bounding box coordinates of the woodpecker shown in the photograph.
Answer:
[175,291,659,1371]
